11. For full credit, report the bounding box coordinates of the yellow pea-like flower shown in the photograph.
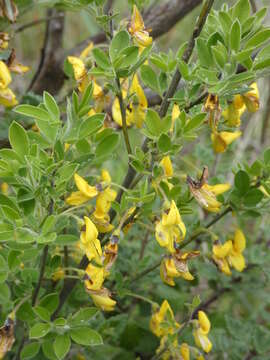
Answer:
[150,300,179,338]
[128,5,152,48]
[90,290,116,312]
[211,131,242,153]
[160,156,173,178]
[0,87,17,107]
[193,311,212,353]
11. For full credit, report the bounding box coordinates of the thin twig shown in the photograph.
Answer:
[139,231,150,260]
[32,245,49,306]
[15,15,64,33]
[116,78,132,155]
[158,0,215,118]
[27,10,51,92]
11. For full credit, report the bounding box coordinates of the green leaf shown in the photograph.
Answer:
[37,232,57,244]
[53,334,71,360]
[0,254,8,283]
[92,48,111,70]
[230,20,241,52]
[235,170,250,195]
[14,228,36,243]
[235,49,253,63]
[212,46,226,69]
[196,38,213,67]
[55,234,78,245]
[79,113,104,138]
[29,323,51,339]
[178,60,190,80]
[14,104,49,121]
[253,58,270,71]
[145,109,162,137]
[70,327,103,346]
[9,121,29,160]
[245,28,270,49]
[35,118,59,144]
[56,163,78,183]
[243,188,264,207]
[33,306,51,322]
[184,113,206,133]
[110,30,130,61]
[43,92,60,120]
[42,340,58,360]
[71,307,99,326]
[157,134,172,153]
[116,46,139,69]
[96,133,119,158]
[21,342,40,360]
[42,215,56,234]
[232,0,250,24]
[39,293,59,314]
[140,64,159,92]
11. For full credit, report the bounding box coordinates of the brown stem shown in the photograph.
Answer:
[15,15,64,33]
[139,231,150,260]
[32,245,49,306]
[29,9,65,95]
[159,0,214,118]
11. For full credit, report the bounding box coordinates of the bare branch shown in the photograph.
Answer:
[29,9,65,95]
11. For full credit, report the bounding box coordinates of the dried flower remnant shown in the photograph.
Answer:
[187,166,230,212]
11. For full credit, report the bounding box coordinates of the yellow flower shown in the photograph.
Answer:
[160,250,199,286]
[67,56,86,83]
[202,183,231,196]
[187,168,230,213]
[171,104,180,132]
[66,173,98,205]
[90,289,116,312]
[93,169,117,224]
[0,87,17,107]
[160,156,173,177]
[0,61,11,89]
[155,201,186,253]
[150,300,179,338]
[193,311,212,353]
[223,100,246,127]
[84,263,105,291]
[180,343,190,360]
[212,229,246,275]
[204,94,220,130]
[1,182,8,195]
[94,188,116,218]
[80,216,102,264]
[68,43,104,98]
[80,42,94,60]
[52,268,65,281]
[211,130,241,153]
[242,82,259,112]
[128,5,152,48]
[112,74,147,128]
